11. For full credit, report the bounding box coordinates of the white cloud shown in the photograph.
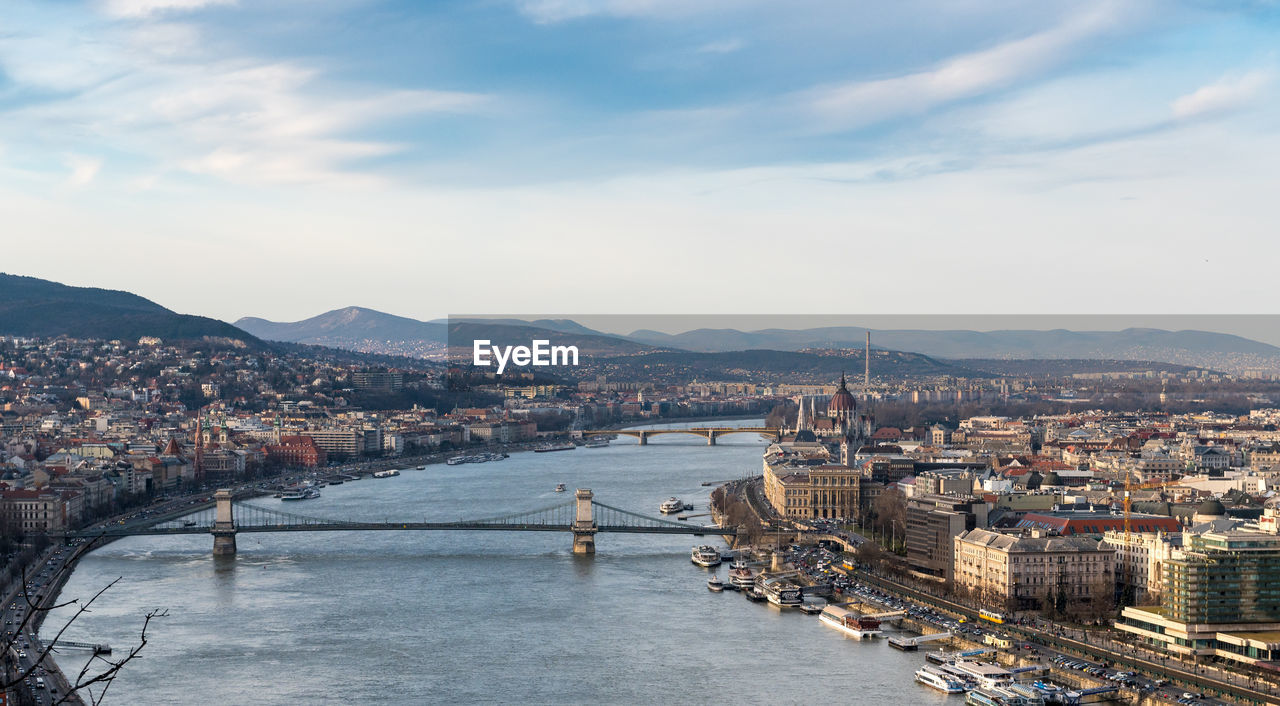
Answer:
[100,0,237,19]
[695,39,745,55]
[1172,68,1275,120]
[799,1,1133,132]
[0,15,493,187]
[65,155,103,186]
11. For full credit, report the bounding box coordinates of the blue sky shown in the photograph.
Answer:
[1,0,1278,322]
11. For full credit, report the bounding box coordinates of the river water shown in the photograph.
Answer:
[48,421,951,704]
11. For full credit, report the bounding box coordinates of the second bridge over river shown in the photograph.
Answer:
[69,488,735,556]
[581,426,780,445]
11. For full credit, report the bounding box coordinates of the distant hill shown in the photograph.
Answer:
[953,358,1203,378]
[236,307,447,358]
[0,273,255,344]
[626,326,1280,372]
[234,309,655,360]
[584,348,985,382]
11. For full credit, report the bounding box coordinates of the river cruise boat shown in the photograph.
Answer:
[762,580,803,608]
[535,443,575,453]
[726,562,756,590]
[707,575,724,592]
[281,486,320,501]
[660,497,684,514]
[964,686,1044,706]
[743,587,767,602]
[372,469,400,478]
[818,606,883,639]
[951,661,1013,690]
[915,666,967,694]
[447,456,467,465]
[691,545,722,567]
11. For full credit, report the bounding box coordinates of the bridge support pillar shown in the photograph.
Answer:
[637,432,647,446]
[211,488,236,556]
[572,488,597,555]
[707,432,716,446]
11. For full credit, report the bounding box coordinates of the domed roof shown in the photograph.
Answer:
[1196,498,1226,517]
[828,373,856,414]
[1042,471,1063,486]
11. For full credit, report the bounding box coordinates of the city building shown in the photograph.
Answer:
[954,528,1115,613]
[1117,529,1280,665]
[906,494,989,582]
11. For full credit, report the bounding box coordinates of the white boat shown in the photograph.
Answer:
[818,605,883,639]
[691,545,722,567]
[916,666,967,694]
[555,483,566,493]
[727,562,757,590]
[763,580,803,608]
[447,456,466,465]
[660,497,684,514]
[707,575,724,592]
[280,486,320,501]
[585,437,610,448]
[415,465,426,470]
[372,469,400,478]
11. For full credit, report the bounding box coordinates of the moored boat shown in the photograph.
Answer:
[372,469,400,478]
[915,666,967,694]
[727,561,757,591]
[707,575,724,592]
[691,545,722,567]
[818,605,883,639]
[763,580,803,608]
[535,443,575,453]
[660,497,684,514]
[281,486,320,501]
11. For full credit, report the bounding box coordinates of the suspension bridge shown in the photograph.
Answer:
[68,489,734,555]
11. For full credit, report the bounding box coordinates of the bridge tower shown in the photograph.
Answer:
[211,488,237,556]
[572,488,597,554]
[637,431,647,446]
[706,430,716,446]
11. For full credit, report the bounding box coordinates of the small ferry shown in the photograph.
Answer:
[915,666,967,694]
[281,486,320,501]
[691,545,722,567]
[707,575,724,592]
[555,483,567,493]
[763,581,803,608]
[372,469,400,478]
[660,497,684,514]
[818,605,882,639]
[534,443,575,453]
[415,465,426,471]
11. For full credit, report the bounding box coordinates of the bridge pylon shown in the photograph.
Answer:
[707,431,716,446]
[572,488,597,554]
[211,488,237,556]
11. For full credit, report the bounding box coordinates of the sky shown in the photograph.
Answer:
[1,0,1279,324]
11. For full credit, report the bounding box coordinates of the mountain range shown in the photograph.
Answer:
[0,273,1273,374]
[234,307,1280,372]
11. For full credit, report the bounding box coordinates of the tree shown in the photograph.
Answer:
[1,536,166,705]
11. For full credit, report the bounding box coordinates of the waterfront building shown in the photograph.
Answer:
[905,494,988,582]
[1100,529,1182,600]
[953,528,1115,613]
[1117,529,1280,665]
[265,435,326,468]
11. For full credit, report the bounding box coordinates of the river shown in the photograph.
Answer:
[48,420,952,704]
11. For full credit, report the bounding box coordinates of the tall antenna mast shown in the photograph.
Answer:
[864,331,870,387]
